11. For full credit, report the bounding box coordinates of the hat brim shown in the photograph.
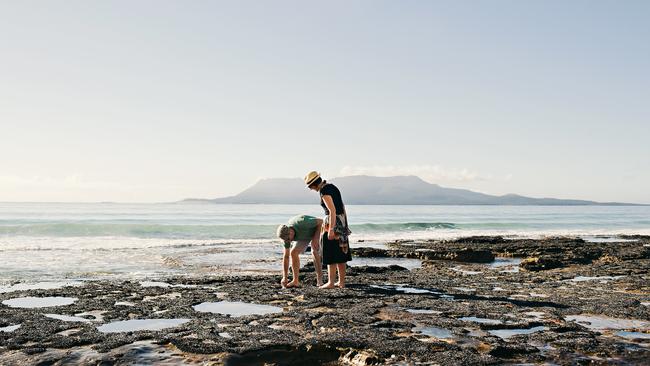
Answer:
[305,177,320,186]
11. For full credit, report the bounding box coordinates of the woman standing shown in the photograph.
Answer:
[304,171,352,289]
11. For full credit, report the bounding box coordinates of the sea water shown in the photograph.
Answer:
[0,203,648,282]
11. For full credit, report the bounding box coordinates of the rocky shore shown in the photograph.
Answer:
[1,236,649,365]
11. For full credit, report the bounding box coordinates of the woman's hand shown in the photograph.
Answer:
[327,229,336,240]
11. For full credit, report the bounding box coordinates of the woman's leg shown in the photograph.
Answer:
[319,264,337,289]
[335,263,346,288]
[311,227,323,286]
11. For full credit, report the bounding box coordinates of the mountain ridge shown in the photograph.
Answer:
[181,175,640,206]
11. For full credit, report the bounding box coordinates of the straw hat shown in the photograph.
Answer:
[304,171,321,186]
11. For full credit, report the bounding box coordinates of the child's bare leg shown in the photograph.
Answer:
[319,264,337,289]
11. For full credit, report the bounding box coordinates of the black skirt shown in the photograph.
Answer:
[321,232,352,265]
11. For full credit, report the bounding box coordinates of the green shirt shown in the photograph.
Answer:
[285,215,319,248]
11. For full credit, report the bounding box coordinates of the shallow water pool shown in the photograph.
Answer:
[413,326,454,339]
[97,318,191,333]
[193,301,283,317]
[349,257,422,270]
[489,326,547,339]
[45,314,93,323]
[0,281,84,294]
[2,296,77,308]
[407,309,441,315]
[0,324,21,332]
[616,331,650,340]
[565,315,650,330]
[460,316,503,325]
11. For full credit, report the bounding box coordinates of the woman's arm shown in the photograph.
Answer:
[322,195,337,240]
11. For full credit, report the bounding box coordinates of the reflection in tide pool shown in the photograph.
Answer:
[140,281,172,288]
[581,236,638,243]
[489,326,547,339]
[45,314,92,323]
[0,281,84,294]
[460,317,503,325]
[490,257,521,273]
[97,319,191,333]
[370,284,438,295]
[193,301,283,317]
[413,326,454,339]
[348,257,422,270]
[0,325,21,332]
[490,258,522,268]
[451,267,482,275]
[115,301,136,307]
[565,315,650,330]
[616,331,650,340]
[2,297,77,308]
[569,276,625,283]
[407,309,441,315]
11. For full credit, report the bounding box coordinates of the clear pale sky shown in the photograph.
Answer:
[1,1,648,203]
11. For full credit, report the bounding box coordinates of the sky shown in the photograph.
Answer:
[1,1,648,203]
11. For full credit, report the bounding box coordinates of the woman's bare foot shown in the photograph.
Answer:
[319,282,336,289]
[286,281,300,288]
[334,282,345,288]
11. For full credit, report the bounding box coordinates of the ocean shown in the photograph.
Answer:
[1,202,649,282]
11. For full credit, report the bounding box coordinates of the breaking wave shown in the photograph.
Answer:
[0,221,458,239]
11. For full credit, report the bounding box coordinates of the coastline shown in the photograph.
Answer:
[1,235,649,365]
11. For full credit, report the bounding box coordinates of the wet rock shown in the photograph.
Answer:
[416,248,495,263]
[449,236,508,245]
[349,265,408,274]
[520,257,563,271]
[352,247,392,258]
[489,344,539,358]
[222,344,341,366]
[339,349,381,365]
[609,245,650,261]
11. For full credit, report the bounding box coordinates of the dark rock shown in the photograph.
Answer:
[339,349,382,365]
[222,344,341,366]
[489,344,539,358]
[520,257,564,271]
[416,248,494,263]
[451,236,507,245]
[349,265,408,274]
[352,247,392,258]
[22,347,47,355]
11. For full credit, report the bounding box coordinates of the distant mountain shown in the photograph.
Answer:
[181,175,638,205]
